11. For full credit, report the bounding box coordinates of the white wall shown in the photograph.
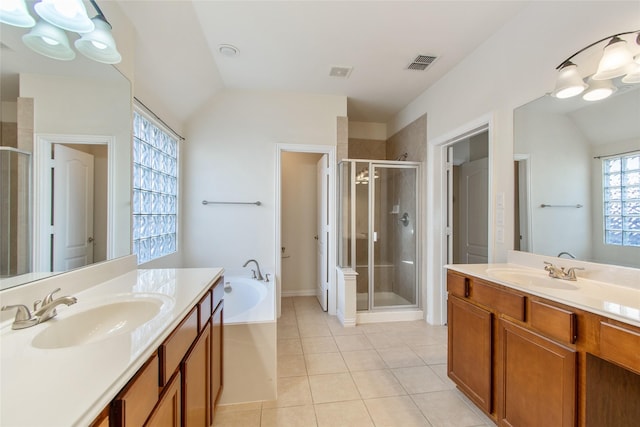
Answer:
[20,73,132,260]
[514,109,592,260]
[387,1,639,324]
[182,90,346,279]
[281,152,322,296]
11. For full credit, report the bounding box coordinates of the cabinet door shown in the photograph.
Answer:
[145,371,181,427]
[182,319,212,426]
[498,319,576,427]
[448,295,493,413]
[211,302,223,421]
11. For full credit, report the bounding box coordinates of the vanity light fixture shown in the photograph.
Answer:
[552,30,640,100]
[74,15,120,64]
[0,0,36,27]
[582,77,616,102]
[34,0,93,33]
[1,0,121,64]
[22,19,75,60]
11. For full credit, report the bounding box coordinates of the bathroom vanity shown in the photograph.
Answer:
[0,259,224,426]
[446,258,640,427]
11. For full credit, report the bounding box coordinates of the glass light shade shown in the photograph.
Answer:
[622,63,640,84]
[22,20,75,60]
[34,0,94,33]
[0,0,36,27]
[552,63,587,99]
[592,37,634,80]
[74,17,121,64]
[582,78,616,102]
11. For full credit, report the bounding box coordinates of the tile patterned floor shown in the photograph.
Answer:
[213,296,494,427]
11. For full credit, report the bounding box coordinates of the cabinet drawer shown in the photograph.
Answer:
[198,290,212,332]
[159,307,198,386]
[112,353,159,427]
[447,271,469,298]
[599,322,640,374]
[212,277,224,310]
[473,280,526,321]
[530,300,577,344]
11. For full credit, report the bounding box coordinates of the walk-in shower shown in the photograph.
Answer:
[0,147,31,278]
[339,160,420,311]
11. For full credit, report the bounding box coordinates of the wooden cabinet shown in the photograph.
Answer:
[183,320,212,426]
[111,354,160,426]
[145,372,182,427]
[447,269,640,427]
[107,276,224,427]
[448,295,492,413]
[498,319,576,427]
[211,301,223,420]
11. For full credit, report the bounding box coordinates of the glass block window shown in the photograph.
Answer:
[132,110,178,263]
[603,152,640,247]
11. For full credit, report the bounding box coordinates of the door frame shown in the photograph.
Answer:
[34,134,115,272]
[275,144,336,317]
[427,114,493,325]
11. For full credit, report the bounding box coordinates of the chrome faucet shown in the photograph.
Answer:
[1,288,77,330]
[543,262,584,281]
[242,259,264,281]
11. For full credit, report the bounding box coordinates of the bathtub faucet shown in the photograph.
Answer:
[243,259,264,281]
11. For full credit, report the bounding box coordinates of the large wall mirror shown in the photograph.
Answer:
[0,19,132,291]
[514,83,640,268]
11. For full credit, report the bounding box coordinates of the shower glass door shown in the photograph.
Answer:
[371,164,418,308]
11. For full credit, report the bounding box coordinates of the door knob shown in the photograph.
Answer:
[87,237,94,243]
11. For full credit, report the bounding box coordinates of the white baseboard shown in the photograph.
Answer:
[337,309,356,327]
[281,289,317,298]
[356,309,424,324]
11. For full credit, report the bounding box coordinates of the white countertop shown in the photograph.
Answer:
[446,263,640,328]
[0,267,223,427]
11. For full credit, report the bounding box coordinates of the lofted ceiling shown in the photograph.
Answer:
[116,0,530,124]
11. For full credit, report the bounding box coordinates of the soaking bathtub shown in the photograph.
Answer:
[219,272,277,405]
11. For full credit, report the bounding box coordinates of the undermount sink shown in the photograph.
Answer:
[32,296,168,349]
[486,268,579,291]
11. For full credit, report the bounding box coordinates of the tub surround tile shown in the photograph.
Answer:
[314,400,374,427]
[308,372,361,404]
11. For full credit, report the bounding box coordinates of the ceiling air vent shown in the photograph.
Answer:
[407,54,438,71]
[329,66,353,78]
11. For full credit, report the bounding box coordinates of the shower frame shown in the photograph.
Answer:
[339,159,422,312]
[0,147,32,278]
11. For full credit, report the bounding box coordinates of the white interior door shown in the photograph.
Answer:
[458,157,488,263]
[52,144,94,272]
[316,154,329,311]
